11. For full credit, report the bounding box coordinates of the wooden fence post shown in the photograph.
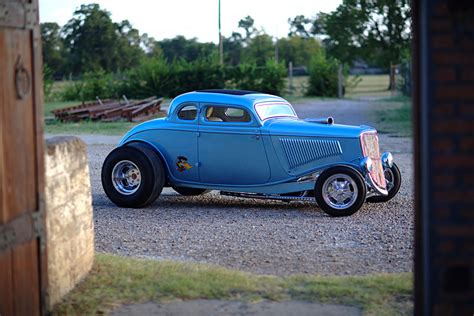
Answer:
[288,61,294,95]
[338,64,344,98]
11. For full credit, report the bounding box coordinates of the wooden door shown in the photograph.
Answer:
[0,0,46,315]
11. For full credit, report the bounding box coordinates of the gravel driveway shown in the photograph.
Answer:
[66,99,414,276]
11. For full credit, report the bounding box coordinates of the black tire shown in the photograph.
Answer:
[314,166,366,217]
[101,144,165,208]
[367,163,401,203]
[172,186,210,196]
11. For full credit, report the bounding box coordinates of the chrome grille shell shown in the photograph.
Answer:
[360,131,386,189]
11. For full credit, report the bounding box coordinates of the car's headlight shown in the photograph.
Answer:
[360,157,373,172]
[381,152,394,168]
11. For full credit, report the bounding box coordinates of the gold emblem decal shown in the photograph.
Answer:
[176,156,192,172]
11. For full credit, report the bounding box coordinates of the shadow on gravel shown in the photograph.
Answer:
[92,192,329,218]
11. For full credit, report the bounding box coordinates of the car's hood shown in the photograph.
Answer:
[264,118,374,138]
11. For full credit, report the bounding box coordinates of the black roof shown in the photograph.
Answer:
[196,89,260,95]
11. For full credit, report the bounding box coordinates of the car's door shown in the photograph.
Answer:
[198,104,270,185]
[164,103,200,183]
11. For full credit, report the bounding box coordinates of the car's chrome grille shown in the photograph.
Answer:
[360,132,386,188]
[280,138,342,170]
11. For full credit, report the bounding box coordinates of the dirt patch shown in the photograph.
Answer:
[112,300,361,316]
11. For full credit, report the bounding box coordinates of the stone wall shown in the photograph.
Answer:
[44,136,94,309]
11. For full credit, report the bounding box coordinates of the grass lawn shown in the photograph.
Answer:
[284,75,393,99]
[372,97,412,137]
[45,120,140,135]
[53,254,413,316]
[345,75,392,99]
[44,100,81,116]
[284,76,310,97]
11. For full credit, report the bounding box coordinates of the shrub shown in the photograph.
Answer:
[118,57,224,98]
[117,58,172,99]
[81,70,119,100]
[59,57,286,101]
[43,64,54,101]
[306,51,340,97]
[61,70,119,101]
[61,80,85,101]
[171,58,225,96]
[227,59,286,95]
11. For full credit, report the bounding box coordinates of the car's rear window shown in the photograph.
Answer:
[255,102,297,120]
[177,104,198,121]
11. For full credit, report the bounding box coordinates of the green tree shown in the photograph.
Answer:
[313,0,411,68]
[242,34,275,66]
[276,36,321,67]
[116,20,146,69]
[158,36,216,62]
[140,33,163,59]
[287,15,312,38]
[62,4,122,74]
[223,16,258,65]
[223,32,244,66]
[238,16,258,44]
[306,50,340,97]
[41,22,66,77]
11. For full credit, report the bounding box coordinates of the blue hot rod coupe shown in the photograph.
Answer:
[101,89,401,216]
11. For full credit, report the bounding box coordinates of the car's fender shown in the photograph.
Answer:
[121,140,171,182]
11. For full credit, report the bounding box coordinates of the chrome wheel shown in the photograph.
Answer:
[322,173,358,210]
[111,160,141,195]
[384,168,395,191]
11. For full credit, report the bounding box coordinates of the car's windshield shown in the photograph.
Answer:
[255,102,297,120]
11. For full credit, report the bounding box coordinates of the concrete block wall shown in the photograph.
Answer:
[44,136,94,309]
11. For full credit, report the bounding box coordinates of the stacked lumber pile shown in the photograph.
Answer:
[52,96,163,122]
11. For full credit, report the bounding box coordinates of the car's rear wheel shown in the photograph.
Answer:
[172,186,210,196]
[314,166,366,217]
[367,163,401,203]
[101,144,164,208]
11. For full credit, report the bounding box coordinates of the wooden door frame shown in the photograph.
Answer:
[0,0,47,314]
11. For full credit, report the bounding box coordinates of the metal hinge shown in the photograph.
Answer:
[0,2,38,30]
[0,226,16,253]
[32,210,46,251]
[0,210,45,254]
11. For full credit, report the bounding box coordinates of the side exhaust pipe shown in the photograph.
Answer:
[305,117,334,125]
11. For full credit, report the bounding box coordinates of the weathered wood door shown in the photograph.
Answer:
[0,0,46,315]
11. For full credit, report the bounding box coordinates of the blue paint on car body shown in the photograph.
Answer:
[118,90,385,195]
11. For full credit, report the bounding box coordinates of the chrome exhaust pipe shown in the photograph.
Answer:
[305,117,334,125]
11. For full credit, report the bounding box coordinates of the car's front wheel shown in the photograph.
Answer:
[314,166,366,217]
[101,144,164,208]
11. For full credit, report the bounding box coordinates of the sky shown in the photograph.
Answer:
[39,0,341,43]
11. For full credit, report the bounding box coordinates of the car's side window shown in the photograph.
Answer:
[177,104,198,121]
[205,106,251,123]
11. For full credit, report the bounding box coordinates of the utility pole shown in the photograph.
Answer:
[218,0,223,66]
[338,63,343,98]
[275,37,279,63]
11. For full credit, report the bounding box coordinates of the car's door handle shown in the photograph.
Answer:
[251,134,260,140]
